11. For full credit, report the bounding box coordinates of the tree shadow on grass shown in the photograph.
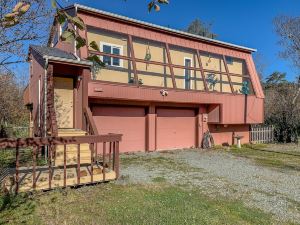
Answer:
[0,192,36,225]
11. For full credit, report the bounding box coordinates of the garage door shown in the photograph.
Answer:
[156,108,196,150]
[92,105,146,153]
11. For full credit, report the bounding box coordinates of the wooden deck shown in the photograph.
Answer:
[3,164,116,192]
[0,134,121,193]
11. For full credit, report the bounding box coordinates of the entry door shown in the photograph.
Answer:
[54,77,74,129]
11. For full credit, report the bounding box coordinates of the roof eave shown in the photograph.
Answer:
[43,55,93,67]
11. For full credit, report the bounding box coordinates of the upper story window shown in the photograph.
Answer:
[225,56,233,65]
[100,42,123,67]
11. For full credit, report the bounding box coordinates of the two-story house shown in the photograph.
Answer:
[24,4,264,153]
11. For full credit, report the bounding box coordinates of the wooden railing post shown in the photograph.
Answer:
[63,144,67,187]
[103,142,106,181]
[32,146,37,190]
[91,143,94,183]
[109,142,112,170]
[15,143,19,194]
[115,141,120,179]
[48,145,52,189]
[77,144,81,184]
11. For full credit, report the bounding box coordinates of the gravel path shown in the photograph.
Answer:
[118,149,300,224]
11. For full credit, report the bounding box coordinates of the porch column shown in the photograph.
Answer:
[147,104,156,152]
[81,68,91,130]
[196,107,202,148]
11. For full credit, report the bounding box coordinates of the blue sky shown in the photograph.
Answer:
[66,0,300,81]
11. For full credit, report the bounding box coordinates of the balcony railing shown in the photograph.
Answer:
[88,32,255,95]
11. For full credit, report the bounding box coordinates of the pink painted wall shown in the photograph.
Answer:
[88,82,264,125]
[208,124,250,146]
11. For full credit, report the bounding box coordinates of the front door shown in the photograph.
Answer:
[54,77,74,129]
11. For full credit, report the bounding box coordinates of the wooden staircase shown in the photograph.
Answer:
[54,129,91,166]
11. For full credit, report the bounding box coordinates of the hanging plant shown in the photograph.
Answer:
[240,80,250,95]
[144,43,151,70]
[207,73,218,91]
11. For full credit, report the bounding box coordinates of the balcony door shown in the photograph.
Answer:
[184,58,192,89]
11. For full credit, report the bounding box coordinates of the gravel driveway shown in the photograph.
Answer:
[118,149,300,224]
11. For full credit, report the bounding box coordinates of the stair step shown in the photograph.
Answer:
[57,129,87,137]
[53,129,93,166]
[56,144,90,152]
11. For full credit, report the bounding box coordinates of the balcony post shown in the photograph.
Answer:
[165,43,177,89]
[128,35,139,85]
[222,55,235,93]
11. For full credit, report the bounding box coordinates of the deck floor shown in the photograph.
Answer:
[4,164,116,192]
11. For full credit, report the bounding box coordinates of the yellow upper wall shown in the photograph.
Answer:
[86,28,251,93]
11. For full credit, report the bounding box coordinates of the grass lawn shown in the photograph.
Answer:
[1,144,299,225]
[228,144,300,172]
[1,183,282,225]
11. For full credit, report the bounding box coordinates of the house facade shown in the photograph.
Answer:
[24,4,264,153]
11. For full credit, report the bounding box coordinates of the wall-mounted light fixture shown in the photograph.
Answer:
[160,89,168,97]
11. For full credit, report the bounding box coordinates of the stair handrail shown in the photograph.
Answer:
[83,107,99,135]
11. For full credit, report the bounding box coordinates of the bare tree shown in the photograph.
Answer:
[275,15,300,104]
[0,73,27,137]
[274,15,300,69]
[264,16,300,142]
[253,53,267,81]
[0,0,53,71]
[264,72,300,142]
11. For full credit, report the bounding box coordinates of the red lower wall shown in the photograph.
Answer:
[208,124,250,146]
[91,103,251,152]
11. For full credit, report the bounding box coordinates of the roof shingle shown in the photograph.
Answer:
[30,45,77,60]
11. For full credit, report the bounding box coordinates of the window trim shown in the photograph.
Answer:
[183,57,193,89]
[100,42,124,68]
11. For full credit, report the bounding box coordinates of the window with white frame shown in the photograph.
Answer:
[184,57,193,89]
[100,42,123,67]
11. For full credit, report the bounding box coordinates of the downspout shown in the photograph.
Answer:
[74,5,80,61]
[44,58,48,162]
[44,58,48,138]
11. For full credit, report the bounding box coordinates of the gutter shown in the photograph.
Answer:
[43,55,93,67]
[69,4,257,53]
[74,4,80,60]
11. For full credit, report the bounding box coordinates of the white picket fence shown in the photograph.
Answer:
[250,125,274,144]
